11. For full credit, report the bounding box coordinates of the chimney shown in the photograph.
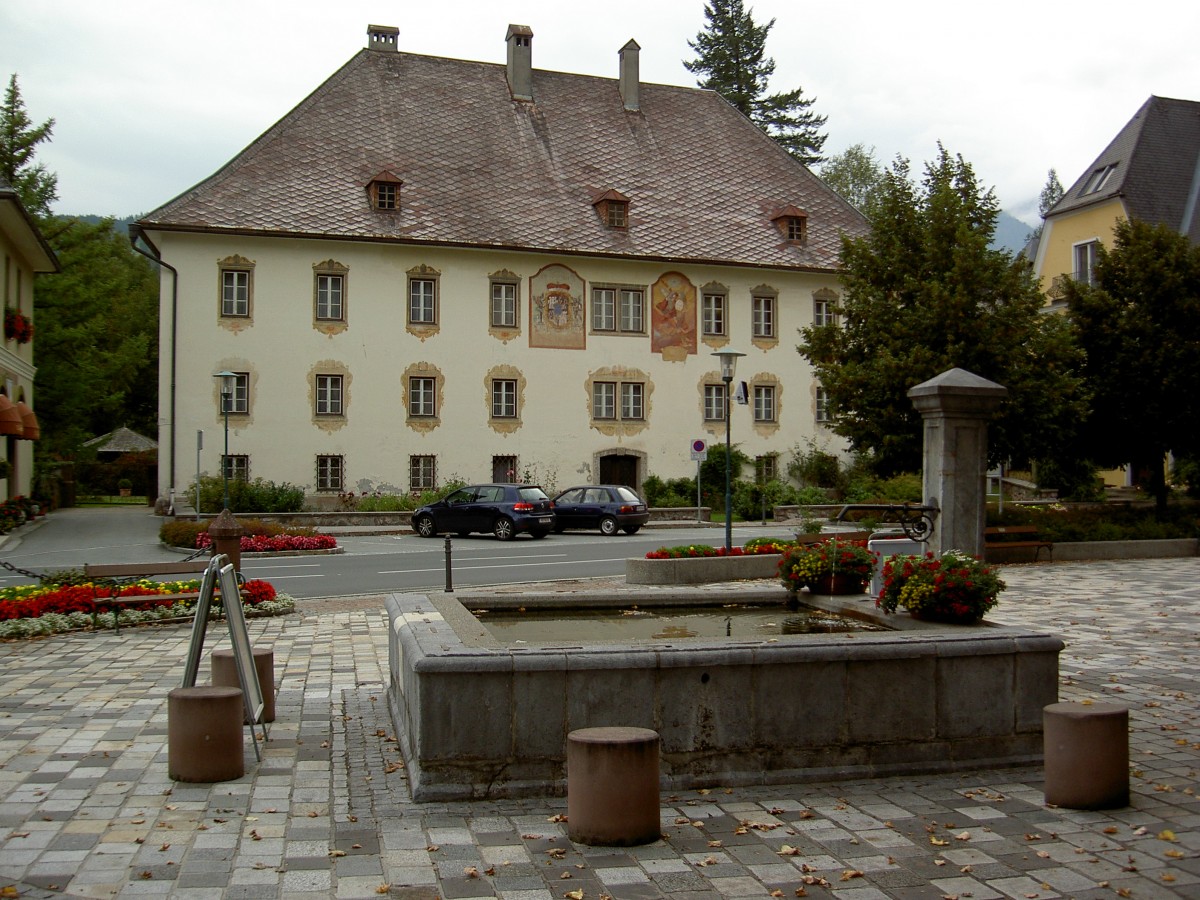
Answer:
[367,24,399,52]
[619,39,641,111]
[506,24,533,101]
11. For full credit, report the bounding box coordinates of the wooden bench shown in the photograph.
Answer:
[83,560,211,631]
[984,526,1053,562]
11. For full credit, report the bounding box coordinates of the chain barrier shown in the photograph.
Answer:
[0,557,48,582]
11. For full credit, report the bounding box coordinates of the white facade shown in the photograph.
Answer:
[156,231,841,501]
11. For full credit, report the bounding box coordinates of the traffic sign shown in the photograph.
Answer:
[690,438,707,461]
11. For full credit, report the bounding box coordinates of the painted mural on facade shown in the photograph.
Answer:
[529,264,586,350]
[651,271,697,359]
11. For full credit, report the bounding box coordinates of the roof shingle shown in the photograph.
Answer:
[142,44,866,270]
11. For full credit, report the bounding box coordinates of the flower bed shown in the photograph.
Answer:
[195,532,338,552]
[0,578,293,639]
[644,540,789,559]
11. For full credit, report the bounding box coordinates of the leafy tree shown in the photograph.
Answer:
[799,146,1087,476]
[0,74,57,218]
[33,217,159,457]
[1063,218,1200,512]
[684,0,827,164]
[818,144,886,214]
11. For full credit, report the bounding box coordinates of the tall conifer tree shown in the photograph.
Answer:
[684,0,827,164]
[0,74,58,219]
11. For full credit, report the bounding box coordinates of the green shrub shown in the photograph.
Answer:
[987,502,1200,541]
[641,475,697,507]
[187,475,306,514]
[787,442,844,489]
[355,493,408,511]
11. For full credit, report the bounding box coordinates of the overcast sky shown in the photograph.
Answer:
[5,0,1197,225]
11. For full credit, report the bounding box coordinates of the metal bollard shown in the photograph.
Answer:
[444,535,453,592]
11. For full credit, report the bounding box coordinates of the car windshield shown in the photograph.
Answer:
[518,487,549,502]
[616,487,642,502]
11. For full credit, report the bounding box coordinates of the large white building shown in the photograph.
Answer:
[137,24,866,506]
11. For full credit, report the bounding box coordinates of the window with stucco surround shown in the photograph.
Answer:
[752,292,776,339]
[491,379,518,418]
[816,385,831,424]
[755,454,778,482]
[218,255,254,318]
[704,383,726,421]
[316,455,344,491]
[409,376,437,418]
[410,455,436,492]
[407,265,440,331]
[490,277,519,328]
[813,290,838,327]
[753,384,776,423]
[701,290,727,336]
[592,380,644,420]
[315,374,343,416]
[591,285,645,334]
[223,372,250,414]
[314,261,348,322]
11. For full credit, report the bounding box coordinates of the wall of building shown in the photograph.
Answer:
[0,230,38,498]
[155,231,844,502]
[1036,199,1126,297]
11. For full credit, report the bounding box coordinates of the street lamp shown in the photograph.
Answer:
[711,349,745,552]
[213,371,236,511]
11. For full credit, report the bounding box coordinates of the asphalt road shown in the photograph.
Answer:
[0,506,796,599]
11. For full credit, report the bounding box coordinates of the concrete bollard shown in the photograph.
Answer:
[168,686,245,783]
[1043,701,1129,809]
[208,508,245,572]
[567,726,661,846]
[211,647,275,722]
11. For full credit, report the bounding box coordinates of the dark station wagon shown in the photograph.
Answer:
[551,484,650,535]
[411,483,555,541]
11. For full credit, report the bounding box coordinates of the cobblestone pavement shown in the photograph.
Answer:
[1,558,1198,899]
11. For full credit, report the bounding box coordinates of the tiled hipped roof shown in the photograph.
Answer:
[141,47,866,270]
[1051,96,1200,243]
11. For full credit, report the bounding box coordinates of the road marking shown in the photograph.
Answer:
[378,556,628,575]
[254,573,326,580]
[242,562,322,570]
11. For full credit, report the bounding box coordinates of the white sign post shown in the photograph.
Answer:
[690,439,707,523]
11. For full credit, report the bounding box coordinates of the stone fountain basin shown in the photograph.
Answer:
[385,589,1062,801]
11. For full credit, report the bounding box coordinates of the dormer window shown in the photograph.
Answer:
[592,188,631,230]
[1081,164,1117,195]
[367,170,403,211]
[771,206,807,244]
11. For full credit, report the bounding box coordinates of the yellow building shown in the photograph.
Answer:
[1035,95,1200,309]
[1032,95,1200,488]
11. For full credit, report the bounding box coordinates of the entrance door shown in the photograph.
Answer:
[598,455,638,489]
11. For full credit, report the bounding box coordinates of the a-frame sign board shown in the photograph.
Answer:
[181,555,264,761]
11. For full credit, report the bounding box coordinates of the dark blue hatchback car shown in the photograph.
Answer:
[411,483,555,541]
[551,484,649,535]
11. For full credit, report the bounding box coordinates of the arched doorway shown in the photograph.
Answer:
[596,450,644,490]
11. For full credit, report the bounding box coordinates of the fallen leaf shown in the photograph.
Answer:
[159,843,170,851]
[376,886,391,895]
[1103,827,1118,834]
[1158,829,1178,842]
[522,834,542,840]
[707,840,723,848]
[547,848,567,859]
[1165,850,1184,859]
[934,859,946,867]
[426,844,440,852]
[930,836,949,846]
[793,889,806,898]
[564,890,584,900]
[548,814,568,823]
[330,850,346,858]
[485,867,496,876]
[839,869,864,881]
[696,856,720,867]
[674,817,690,825]
[352,843,362,849]
[777,845,802,856]
[560,872,573,879]
[464,866,479,878]
[771,891,784,898]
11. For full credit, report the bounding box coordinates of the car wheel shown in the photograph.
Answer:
[414,515,436,538]
[530,529,549,540]
[622,525,641,535]
[599,516,618,536]
[493,517,515,541]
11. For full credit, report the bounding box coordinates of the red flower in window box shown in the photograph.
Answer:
[4,308,33,345]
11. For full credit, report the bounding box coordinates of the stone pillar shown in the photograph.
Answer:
[907,368,1007,557]
[208,508,245,571]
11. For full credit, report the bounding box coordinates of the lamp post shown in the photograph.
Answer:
[711,350,745,552]
[213,371,236,511]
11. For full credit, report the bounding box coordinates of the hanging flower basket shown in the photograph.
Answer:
[4,308,33,344]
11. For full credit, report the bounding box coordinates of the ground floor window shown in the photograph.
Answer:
[221,454,249,482]
[410,455,436,492]
[492,455,518,483]
[317,455,344,491]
